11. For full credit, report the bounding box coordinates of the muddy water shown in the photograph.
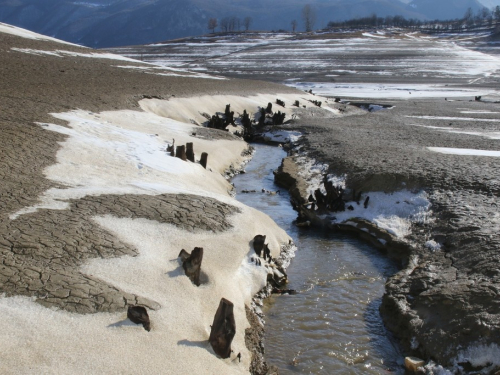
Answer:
[233,144,404,374]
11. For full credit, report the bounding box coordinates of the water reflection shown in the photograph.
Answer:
[233,144,404,374]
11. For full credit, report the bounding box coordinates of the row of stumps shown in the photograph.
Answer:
[178,246,236,359]
[168,141,208,169]
[125,246,236,360]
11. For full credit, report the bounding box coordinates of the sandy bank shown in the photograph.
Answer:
[0,23,311,374]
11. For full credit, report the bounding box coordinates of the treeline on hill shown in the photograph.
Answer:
[207,16,252,33]
[327,6,500,33]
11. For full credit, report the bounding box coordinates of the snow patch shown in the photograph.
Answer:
[425,240,441,251]
[427,147,500,157]
[10,109,247,219]
[0,22,82,46]
[333,190,432,238]
[11,48,144,63]
[261,130,302,143]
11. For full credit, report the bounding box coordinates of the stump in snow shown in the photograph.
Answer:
[209,298,236,359]
[258,108,266,126]
[186,142,195,162]
[176,145,187,161]
[168,139,175,156]
[253,234,266,257]
[264,243,271,261]
[179,247,203,286]
[200,152,208,169]
[266,102,273,114]
[178,249,191,262]
[127,305,151,331]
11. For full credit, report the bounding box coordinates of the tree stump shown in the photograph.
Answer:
[176,145,187,161]
[179,247,203,286]
[253,234,266,257]
[127,305,151,331]
[209,298,236,359]
[186,142,195,162]
[178,249,191,262]
[266,102,273,114]
[200,152,208,169]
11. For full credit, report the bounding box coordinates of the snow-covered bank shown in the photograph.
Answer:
[0,205,289,374]
[138,92,328,126]
[1,95,299,374]
[278,154,433,242]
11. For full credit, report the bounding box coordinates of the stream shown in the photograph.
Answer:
[233,144,404,374]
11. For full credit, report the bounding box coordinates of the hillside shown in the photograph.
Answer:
[0,0,480,47]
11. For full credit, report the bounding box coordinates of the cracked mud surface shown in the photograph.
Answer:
[0,32,292,315]
[0,193,239,313]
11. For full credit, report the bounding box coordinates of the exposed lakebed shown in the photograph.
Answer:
[233,144,404,374]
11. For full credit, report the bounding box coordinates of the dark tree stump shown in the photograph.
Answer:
[258,108,266,126]
[253,234,266,257]
[264,243,271,261]
[127,305,151,331]
[186,142,195,162]
[179,247,203,286]
[266,102,273,114]
[176,145,187,161]
[209,298,236,359]
[178,249,191,262]
[200,152,208,169]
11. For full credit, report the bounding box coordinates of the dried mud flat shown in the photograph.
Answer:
[3,24,500,373]
[0,28,303,374]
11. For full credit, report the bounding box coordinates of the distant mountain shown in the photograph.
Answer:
[474,0,500,8]
[0,0,487,48]
[408,0,485,20]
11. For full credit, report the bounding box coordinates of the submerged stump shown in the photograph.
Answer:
[209,298,236,359]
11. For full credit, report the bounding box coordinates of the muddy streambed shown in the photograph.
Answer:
[233,144,404,374]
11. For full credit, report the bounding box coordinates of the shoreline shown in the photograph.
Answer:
[270,93,500,372]
[2,23,500,374]
[0,23,308,374]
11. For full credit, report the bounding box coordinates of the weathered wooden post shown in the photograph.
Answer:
[200,152,208,169]
[176,145,187,161]
[209,298,236,358]
[179,247,203,286]
[186,142,195,162]
[253,234,266,257]
[127,305,151,331]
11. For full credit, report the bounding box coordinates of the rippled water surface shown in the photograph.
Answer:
[233,144,404,374]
